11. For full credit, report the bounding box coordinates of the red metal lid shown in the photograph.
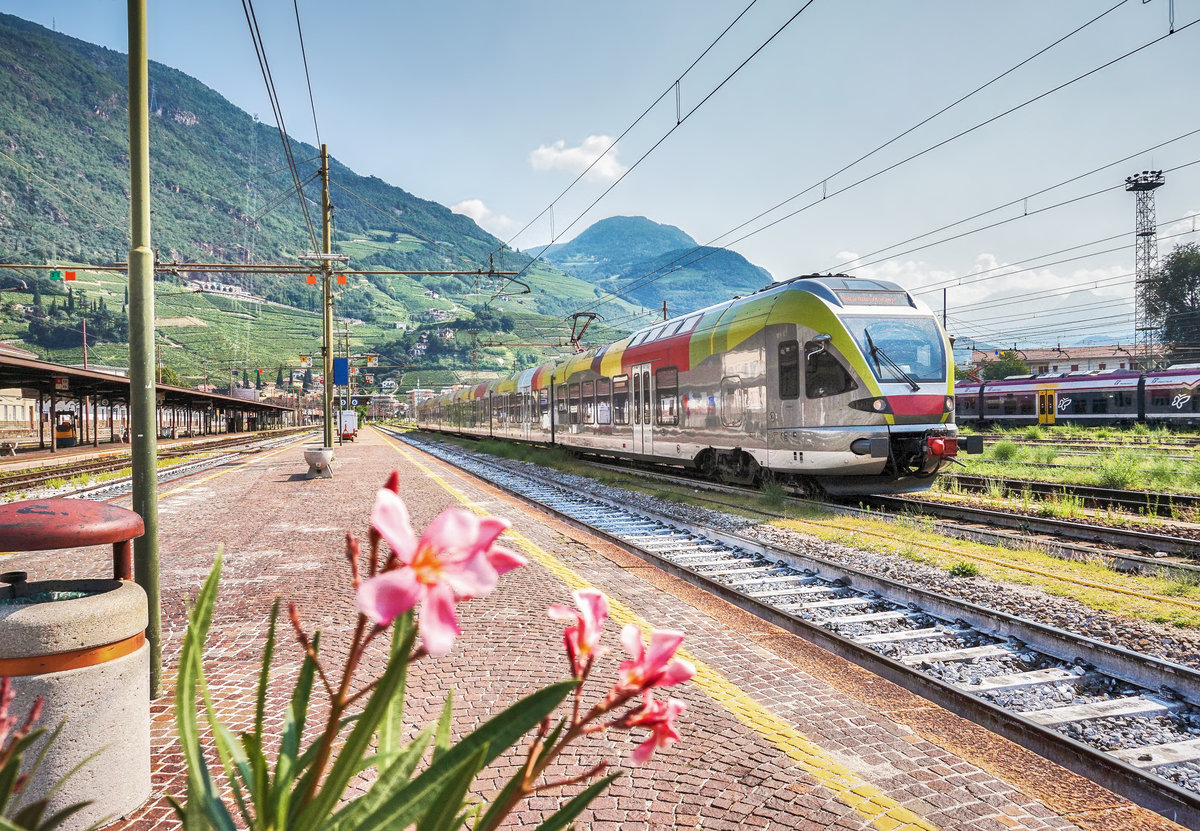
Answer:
[0,498,144,551]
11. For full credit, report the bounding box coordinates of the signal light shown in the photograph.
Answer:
[336,274,347,285]
[64,271,76,281]
[926,437,958,458]
[306,274,317,285]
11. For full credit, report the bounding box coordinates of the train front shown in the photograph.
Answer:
[780,278,978,494]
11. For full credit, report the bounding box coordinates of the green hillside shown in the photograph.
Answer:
[542,215,774,314]
[0,13,641,385]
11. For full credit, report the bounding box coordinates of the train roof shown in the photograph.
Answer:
[955,365,1200,392]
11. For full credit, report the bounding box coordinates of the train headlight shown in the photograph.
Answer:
[848,396,892,414]
[945,395,955,412]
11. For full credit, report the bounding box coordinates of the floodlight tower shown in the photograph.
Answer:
[1125,169,1165,369]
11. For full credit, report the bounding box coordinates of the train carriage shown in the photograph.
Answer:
[955,365,1200,426]
[419,275,980,495]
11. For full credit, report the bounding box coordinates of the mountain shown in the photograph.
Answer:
[0,13,640,383]
[541,216,774,315]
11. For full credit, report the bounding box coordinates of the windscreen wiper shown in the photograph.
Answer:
[864,330,919,391]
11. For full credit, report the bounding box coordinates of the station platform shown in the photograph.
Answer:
[0,427,1184,831]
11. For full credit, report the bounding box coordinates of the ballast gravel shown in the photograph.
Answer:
[497,456,1200,669]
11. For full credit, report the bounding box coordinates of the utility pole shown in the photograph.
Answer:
[127,0,161,698]
[82,317,88,369]
[321,144,334,449]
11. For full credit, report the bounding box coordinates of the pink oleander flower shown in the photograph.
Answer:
[616,624,695,693]
[548,588,609,677]
[356,485,526,656]
[623,693,686,765]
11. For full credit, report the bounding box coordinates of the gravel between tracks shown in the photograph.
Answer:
[495,456,1200,670]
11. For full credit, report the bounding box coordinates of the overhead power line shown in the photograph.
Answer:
[292,0,322,146]
[240,0,319,251]
[491,0,818,303]
[572,9,1200,315]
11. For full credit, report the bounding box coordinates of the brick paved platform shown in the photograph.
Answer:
[0,427,1185,831]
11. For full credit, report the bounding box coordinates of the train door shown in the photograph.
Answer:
[632,362,653,455]
[1038,390,1056,425]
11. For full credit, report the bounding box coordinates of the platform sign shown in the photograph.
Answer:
[351,397,359,406]
[299,354,312,369]
[366,354,378,368]
[53,376,69,391]
[333,357,349,386]
[350,366,360,376]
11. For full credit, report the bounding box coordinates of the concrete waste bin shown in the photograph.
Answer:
[304,445,335,479]
[0,499,149,830]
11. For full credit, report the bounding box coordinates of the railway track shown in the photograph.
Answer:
[0,428,312,495]
[940,472,1200,520]
[388,428,1200,827]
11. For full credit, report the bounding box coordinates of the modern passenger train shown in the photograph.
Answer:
[417,275,982,495]
[955,365,1200,426]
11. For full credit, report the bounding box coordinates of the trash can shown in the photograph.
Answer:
[0,499,149,830]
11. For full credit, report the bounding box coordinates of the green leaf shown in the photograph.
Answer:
[332,742,485,831]
[354,681,576,831]
[415,744,488,831]
[207,719,253,826]
[272,626,319,829]
[432,690,454,763]
[31,799,94,831]
[532,773,619,831]
[175,552,238,831]
[293,613,415,831]
[326,726,433,831]
[473,769,524,831]
[377,617,411,758]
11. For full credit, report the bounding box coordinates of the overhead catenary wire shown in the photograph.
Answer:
[240,0,319,252]
[572,12,1200,315]
[292,0,321,147]
[491,1,818,303]
[495,0,764,256]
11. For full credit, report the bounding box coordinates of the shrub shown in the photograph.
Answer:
[1096,451,1140,489]
[990,440,1020,462]
[947,561,980,578]
[1022,425,1044,441]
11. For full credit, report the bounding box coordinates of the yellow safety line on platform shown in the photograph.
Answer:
[377,430,938,831]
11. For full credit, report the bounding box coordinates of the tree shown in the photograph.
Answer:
[159,365,183,386]
[303,367,313,391]
[978,350,1029,380]
[242,368,249,388]
[276,365,284,386]
[1144,243,1200,364]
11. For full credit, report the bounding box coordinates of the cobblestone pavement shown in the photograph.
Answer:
[1,428,1185,831]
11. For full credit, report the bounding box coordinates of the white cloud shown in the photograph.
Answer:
[529,135,625,181]
[451,198,517,237]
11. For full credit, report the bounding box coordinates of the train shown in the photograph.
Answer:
[954,365,1200,426]
[416,275,982,495]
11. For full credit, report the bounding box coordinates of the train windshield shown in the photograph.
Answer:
[842,315,947,384]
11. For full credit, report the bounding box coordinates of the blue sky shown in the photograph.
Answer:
[2,1,1199,349]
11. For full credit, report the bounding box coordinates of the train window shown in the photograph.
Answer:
[633,373,641,424]
[842,315,947,383]
[612,375,629,425]
[806,351,856,399]
[630,331,650,347]
[556,385,567,420]
[582,381,595,424]
[646,324,667,341]
[656,368,679,426]
[568,384,581,425]
[679,315,701,334]
[597,378,612,425]
[643,371,652,424]
[778,340,800,400]
[1017,393,1035,415]
[539,389,550,420]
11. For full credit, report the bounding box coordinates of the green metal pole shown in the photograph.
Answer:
[321,145,334,449]
[127,0,161,698]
